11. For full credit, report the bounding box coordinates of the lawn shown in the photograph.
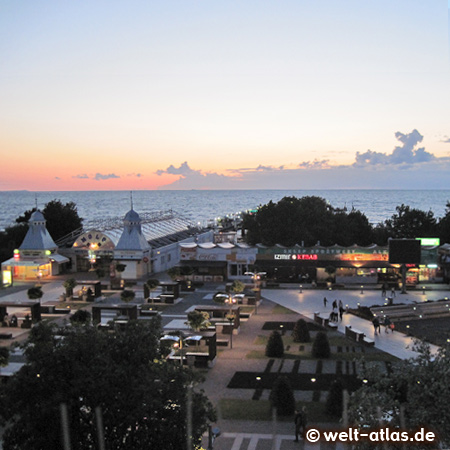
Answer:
[219,399,339,423]
[271,304,298,315]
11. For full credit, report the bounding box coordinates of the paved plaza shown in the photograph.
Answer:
[2,279,450,449]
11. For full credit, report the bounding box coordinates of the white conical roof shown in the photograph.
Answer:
[115,209,151,251]
[19,210,57,250]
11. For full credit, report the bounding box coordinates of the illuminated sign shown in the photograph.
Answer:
[274,254,318,260]
[417,238,440,246]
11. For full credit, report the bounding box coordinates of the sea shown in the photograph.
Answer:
[0,189,449,231]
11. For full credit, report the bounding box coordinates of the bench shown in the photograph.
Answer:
[345,326,365,343]
[314,312,329,327]
[362,336,375,347]
[327,322,338,330]
[0,332,13,339]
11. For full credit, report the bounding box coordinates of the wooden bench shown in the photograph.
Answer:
[327,322,338,330]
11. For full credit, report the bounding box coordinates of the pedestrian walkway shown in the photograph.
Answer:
[261,287,443,359]
[218,432,343,450]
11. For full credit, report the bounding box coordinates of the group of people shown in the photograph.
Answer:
[324,297,345,322]
[372,315,395,335]
[1,313,18,328]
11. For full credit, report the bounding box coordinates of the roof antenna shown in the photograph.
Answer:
[35,194,38,210]
[130,191,134,210]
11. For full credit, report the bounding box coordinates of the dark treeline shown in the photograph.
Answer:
[242,196,450,247]
[0,200,83,262]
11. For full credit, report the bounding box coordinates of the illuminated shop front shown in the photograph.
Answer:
[1,211,69,285]
[255,244,391,284]
[254,241,442,285]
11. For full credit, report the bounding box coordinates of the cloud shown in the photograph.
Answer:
[156,161,196,176]
[353,129,435,167]
[94,173,120,181]
[156,161,237,189]
[230,164,285,173]
[298,159,330,169]
[156,130,449,190]
[127,173,143,178]
[72,174,89,179]
[54,176,61,180]
[441,136,450,144]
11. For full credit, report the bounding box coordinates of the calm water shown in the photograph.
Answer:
[0,190,449,231]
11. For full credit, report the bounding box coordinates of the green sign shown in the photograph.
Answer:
[417,238,440,246]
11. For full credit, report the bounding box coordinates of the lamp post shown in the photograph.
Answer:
[244,271,266,315]
[225,295,237,349]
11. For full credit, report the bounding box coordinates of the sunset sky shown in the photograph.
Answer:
[1,1,449,191]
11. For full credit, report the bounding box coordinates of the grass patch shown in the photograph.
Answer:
[219,399,340,423]
[271,305,297,315]
[253,335,268,346]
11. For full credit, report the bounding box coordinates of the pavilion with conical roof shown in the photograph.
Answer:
[113,208,152,279]
[1,210,69,284]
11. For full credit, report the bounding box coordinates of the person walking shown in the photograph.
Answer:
[372,317,380,335]
[294,406,307,442]
[381,282,387,297]
[323,297,328,308]
[383,316,392,333]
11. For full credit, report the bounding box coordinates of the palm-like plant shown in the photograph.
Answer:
[63,278,77,297]
[120,289,136,304]
[27,286,43,304]
[145,279,160,301]
[185,310,210,331]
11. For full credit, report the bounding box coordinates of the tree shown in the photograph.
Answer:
[326,378,344,418]
[95,268,106,280]
[0,346,9,367]
[145,279,160,301]
[242,195,374,247]
[69,309,91,325]
[15,200,83,242]
[324,265,336,283]
[186,310,210,331]
[269,376,296,416]
[438,202,450,245]
[292,319,310,343]
[230,280,245,295]
[120,289,136,303]
[383,204,437,239]
[63,278,77,297]
[265,331,284,358]
[0,320,215,450]
[348,342,450,448]
[167,266,181,281]
[312,331,330,359]
[27,286,43,305]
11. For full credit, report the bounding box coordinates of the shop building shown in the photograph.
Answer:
[1,211,69,285]
[179,242,257,282]
[62,209,213,280]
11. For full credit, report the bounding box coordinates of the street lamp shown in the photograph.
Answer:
[161,332,201,368]
[244,271,266,315]
[214,293,237,349]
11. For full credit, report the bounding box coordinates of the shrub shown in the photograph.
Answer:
[292,319,310,343]
[269,376,296,416]
[312,331,330,358]
[120,289,136,303]
[326,378,344,417]
[70,309,92,325]
[265,331,284,357]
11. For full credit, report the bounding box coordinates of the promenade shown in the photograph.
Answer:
[1,280,449,449]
